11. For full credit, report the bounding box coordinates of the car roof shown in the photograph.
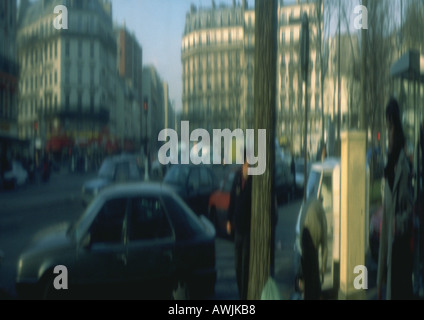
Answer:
[98,182,175,199]
[103,154,138,164]
[310,157,340,173]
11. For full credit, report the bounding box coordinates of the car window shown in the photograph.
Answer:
[129,161,141,180]
[90,198,127,244]
[188,168,200,189]
[98,159,114,180]
[223,172,236,192]
[115,162,130,182]
[162,193,205,241]
[320,174,333,213]
[306,170,321,201]
[199,168,212,187]
[164,165,190,185]
[129,197,173,241]
[296,162,305,173]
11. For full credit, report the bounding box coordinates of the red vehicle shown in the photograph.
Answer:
[208,166,240,238]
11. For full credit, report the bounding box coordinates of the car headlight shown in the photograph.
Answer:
[17,258,23,277]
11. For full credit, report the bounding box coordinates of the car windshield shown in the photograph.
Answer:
[98,159,115,180]
[164,165,190,185]
[223,171,236,192]
[306,170,321,201]
[296,163,305,173]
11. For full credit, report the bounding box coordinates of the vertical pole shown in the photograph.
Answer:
[337,0,341,151]
[248,0,277,300]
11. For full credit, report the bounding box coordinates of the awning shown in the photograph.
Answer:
[46,136,74,152]
[390,50,424,83]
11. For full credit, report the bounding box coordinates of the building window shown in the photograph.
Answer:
[290,30,293,45]
[55,41,57,58]
[54,95,57,109]
[90,67,94,85]
[78,93,82,111]
[55,71,58,84]
[65,93,70,110]
[49,42,52,60]
[65,40,70,57]
[78,40,83,58]
[90,41,94,58]
[90,93,94,112]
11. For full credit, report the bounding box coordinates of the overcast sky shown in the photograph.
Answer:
[112,0,242,114]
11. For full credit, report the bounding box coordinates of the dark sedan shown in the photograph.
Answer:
[163,164,218,216]
[81,154,144,205]
[16,183,216,300]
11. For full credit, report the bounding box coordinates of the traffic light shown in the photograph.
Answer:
[378,132,380,142]
[34,121,38,131]
[144,98,148,113]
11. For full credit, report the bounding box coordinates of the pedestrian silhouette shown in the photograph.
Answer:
[377,98,414,300]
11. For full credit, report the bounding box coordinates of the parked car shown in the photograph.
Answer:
[16,183,216,300]
[293,158,370,294]
[81,154,144,205]
[294,158,341,293]
[208,166,240,237]
[2,161,28,189]
[294,158,311,197]
[275,145,295,204]
[163,164,218,216]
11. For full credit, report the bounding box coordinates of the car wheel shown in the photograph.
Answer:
[172,280,190,300]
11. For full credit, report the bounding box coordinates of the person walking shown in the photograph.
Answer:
[300,199,328,300]
[227,153,252,300]
[377,98,414,300]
